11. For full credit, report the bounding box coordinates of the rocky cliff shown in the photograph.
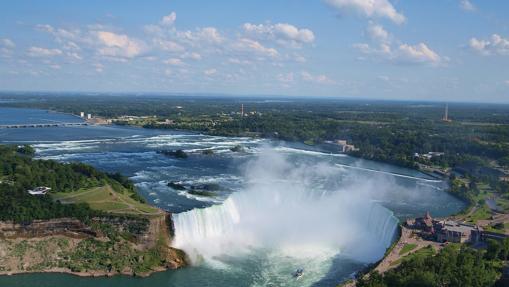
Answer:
[0,212,187,276]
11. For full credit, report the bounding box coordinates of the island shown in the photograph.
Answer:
[0,145,187,277]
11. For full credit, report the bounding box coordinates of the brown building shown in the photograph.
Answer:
[413,211,434,233]
[435,221,482,243]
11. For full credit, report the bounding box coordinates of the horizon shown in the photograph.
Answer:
[1,90,509,106]
[1,1,508,102]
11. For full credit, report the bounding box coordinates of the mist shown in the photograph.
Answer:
[173,148,402,266]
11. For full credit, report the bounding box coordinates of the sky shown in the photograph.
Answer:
[0,0,508,102]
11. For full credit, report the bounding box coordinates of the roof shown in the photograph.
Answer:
[27,186,51,195]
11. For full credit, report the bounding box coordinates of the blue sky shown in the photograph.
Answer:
[0,0,508,102]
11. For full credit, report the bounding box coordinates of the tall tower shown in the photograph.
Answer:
[442,103,451,122]
[241,104,244,117]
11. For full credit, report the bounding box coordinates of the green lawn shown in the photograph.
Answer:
[391,245,435,266]
[399,243,418,255]
[466,204,492,223]
[52,185,160,216]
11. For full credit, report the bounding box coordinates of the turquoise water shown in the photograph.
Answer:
[0,107,466,286]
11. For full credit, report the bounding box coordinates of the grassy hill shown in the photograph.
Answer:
[52,185,160,216]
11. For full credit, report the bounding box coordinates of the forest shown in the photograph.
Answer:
[0,145,143,223]
[357,242,509,287]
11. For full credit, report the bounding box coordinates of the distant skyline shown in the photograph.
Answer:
[0,0,508,102]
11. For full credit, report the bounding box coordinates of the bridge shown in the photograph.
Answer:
[0,122,88,129]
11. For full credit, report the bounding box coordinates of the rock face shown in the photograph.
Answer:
[0,219,98,239]
[0,213,187,276]
[162,213,188,269]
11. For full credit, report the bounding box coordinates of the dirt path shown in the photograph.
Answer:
[375,227,442,273]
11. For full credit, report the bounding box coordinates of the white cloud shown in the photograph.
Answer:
[164,58,185,66]
[367,23,389,43]
[275,23,315,43]
[301,71,335,84]
[204,68,217,76]
[176,27,224,46]
[293,54,307,63]
[460,0,476,11]
[233,38,279,58]
[152,38,185,52]
[0,38,15,57]
[49,64,61,70]
[355,24,442,65]
[198,27,223,44]
[181,52,201,60]
[277,72,295,83]
[469,34,509,56]
[1,38,15,48]
[228,58,252,65]
[326,0,405,24]
[243,23,315,46]
[397,43,441,63]
[36,24,81,44]
[27,46,63,57]
[95,31,146,58]
[160,12,176,26]
[93,63,104,73]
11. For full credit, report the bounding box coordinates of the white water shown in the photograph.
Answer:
[173,149,399,270]
[335,163,442,183]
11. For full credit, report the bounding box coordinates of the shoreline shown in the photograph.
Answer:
[0,266,167,278]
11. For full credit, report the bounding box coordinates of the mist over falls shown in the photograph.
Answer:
[173,149,399,265]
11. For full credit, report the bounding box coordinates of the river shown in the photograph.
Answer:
[0,107,465,287]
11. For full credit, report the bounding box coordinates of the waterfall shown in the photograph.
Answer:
[173,193,399,263]
[172,148,400,264]
[365,203,399,248]
[173,197,240,248]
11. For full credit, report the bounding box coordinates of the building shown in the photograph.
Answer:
[435,221,482,243]
[408,211,509,244]
[80,112,85,118]
[27,186,51,195]
[413,211,435,233]
[87,113,92,119]
[414,152,445,160]
[336,140,357,152]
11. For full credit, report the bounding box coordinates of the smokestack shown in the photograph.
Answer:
[442,104,450,122]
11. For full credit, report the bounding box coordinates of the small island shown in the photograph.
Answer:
[157,149,188,159]
[0,145,187,277]
[167,181,221,197]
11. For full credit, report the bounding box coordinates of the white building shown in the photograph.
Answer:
[28,186,51,195]
[80,112,85,118]
[87,113,92,119]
